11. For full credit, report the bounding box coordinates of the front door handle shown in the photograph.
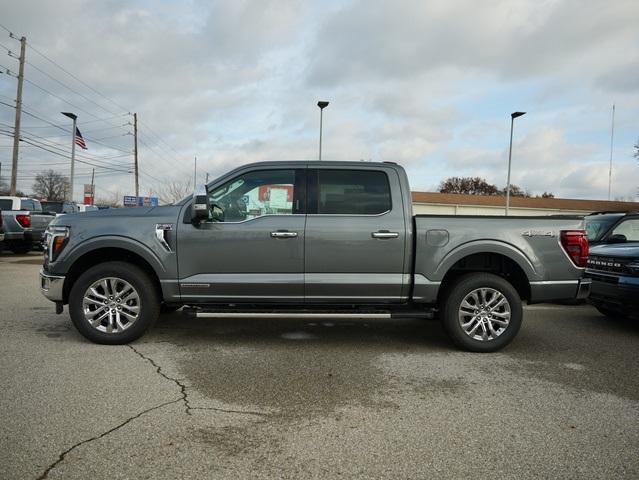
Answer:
[372,231,399,239]
[271,230,298,239]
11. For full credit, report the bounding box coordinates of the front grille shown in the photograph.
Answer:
[586,256,637,276]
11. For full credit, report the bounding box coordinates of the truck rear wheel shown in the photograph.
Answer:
[440,273,522,352]
[68,261,160,344]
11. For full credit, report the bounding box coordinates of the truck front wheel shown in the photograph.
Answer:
[440,273,523,352]
[68,261,160,344]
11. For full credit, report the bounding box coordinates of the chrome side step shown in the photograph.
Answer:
[193,312,392,319]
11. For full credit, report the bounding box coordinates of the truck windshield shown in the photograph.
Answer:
[41,201,64,213]
[585,215,624,241]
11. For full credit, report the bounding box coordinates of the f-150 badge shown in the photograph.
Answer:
[522,230,555,237]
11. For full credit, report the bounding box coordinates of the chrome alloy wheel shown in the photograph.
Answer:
[458,287,511,341]
[82,277,141,333]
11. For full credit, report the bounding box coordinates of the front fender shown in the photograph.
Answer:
[52,235,169,279]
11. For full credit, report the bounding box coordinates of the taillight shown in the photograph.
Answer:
[16,214,31,228]
[560,230,589,268]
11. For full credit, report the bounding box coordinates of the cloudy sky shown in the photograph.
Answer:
[1,0,637,202]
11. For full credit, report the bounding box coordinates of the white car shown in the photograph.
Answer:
[78,204,99,213]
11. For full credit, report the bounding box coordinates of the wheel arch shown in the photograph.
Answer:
[437,251,532,304]
[62,246,163,304]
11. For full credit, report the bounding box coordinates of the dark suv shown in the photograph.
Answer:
[585,242,639,320]
[584,212,639,246]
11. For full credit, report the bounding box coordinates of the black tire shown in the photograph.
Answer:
[592,302,627,320]
[593,303,621,318]
[440,273,523,353]
[69,261,160,344]
[11,244,31,254]
[160,304,182,314]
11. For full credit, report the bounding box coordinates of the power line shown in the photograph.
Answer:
[23,76,117,122]
[0,100,134,153]
[1,121,133,164]
[24,59,123,116]
[0,130,132,173]
[25,41,130,113]
[137,120,183,158]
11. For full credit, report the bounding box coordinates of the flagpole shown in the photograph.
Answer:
[62,112,78,202]
[70,117,77,202]
[607,104,615,201]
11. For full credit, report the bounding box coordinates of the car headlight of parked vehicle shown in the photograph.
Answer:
[44,226,70,263]
[627,262,639,276]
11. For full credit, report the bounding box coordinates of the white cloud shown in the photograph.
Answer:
[0,0,637,202]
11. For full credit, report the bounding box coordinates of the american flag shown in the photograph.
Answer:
[75,127,87,150]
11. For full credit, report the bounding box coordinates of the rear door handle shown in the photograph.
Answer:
[271,230,298,238]
[372,231,399,239]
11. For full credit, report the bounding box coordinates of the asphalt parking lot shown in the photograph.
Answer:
[1,252,638,479]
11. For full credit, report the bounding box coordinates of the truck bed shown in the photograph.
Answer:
[412,214,587,304]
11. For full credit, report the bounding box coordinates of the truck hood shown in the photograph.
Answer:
[51,205,181,227]
[589,242,639,259]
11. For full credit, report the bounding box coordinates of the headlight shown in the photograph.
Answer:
[627,261,639,276]
[45,226,70,262]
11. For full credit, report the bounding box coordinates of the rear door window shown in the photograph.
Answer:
[20,199,36,211]
[610,219,639,242]
[313,169,391,215]
[0,199,13,210]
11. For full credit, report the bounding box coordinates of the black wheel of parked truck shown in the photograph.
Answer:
[11,244,31,254]
[69,261,160,344]
[591,302,629,320]
[440,272,523,353]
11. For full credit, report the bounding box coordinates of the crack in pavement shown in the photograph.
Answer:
[128,344,193,415]
[127,345,272,419]
[35,398,181,480]
[36,344,271,479]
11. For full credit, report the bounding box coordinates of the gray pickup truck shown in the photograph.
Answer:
[40,161,590,351]
[0,196,53,253]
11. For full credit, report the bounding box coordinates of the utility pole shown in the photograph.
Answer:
[134,112,139,199]
[607,104,615,201]
[90,168,95,205]
[193,156,197,188]
[205,172,209,184]
[9,36,26,196]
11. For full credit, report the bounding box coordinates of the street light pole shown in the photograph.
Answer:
[317,101,329,160]
[62,112,78,202]
[506,111,526,216]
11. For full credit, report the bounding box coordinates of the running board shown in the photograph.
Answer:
[193,312,392,319]
[182,308,433,320]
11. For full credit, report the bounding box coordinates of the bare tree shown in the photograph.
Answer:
[502,184,531,198]
[32,170,70,201]
[95,189,122,208]
[439,177,500,195]
[151,179,193,205]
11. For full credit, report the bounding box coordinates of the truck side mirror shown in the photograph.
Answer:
[191,185,210,225]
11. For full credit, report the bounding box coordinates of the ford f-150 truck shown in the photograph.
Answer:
[39,161,591,352]
[0,196,53,253]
